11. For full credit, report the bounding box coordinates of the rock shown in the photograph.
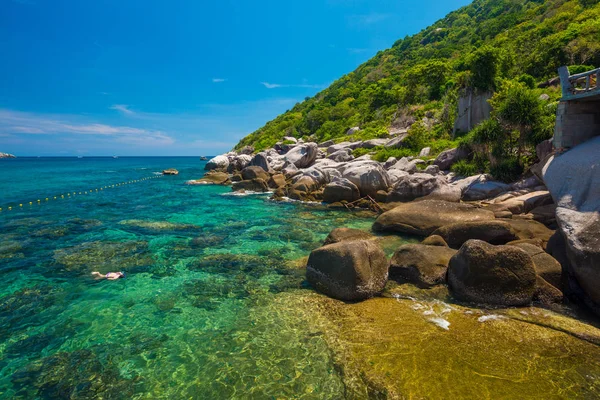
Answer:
[328,149,354,163]
[389,244,457,287]
[231,178,269,193]
[421,235,449,247]
[238,146,254,155]
[282,162,299,178]
[323,228,374,246]
[228,154,252,172]
[505,219,554,245]
[389,157,418,173]
[539,93,550,101]
[542,137,600,315]
[536,139,553,161]
[487,191,553,215]
[373,200,495,236]
[424,165,440,175]
[462,177,511,201]
[386,169,410,186]
[447,240,537,306]
[187,171,230,185]
[433,148,468,171]
[432,221,519,249]
[534,276,564,306]
[319,140,335,148]
[306,240,388,301]
[529,203,557,226]
[283,136,297,144]
[346,127,361,136]
[327,142,362,154]
[361,139,388,149]
[510,243,563,289]
[249,152,271,172]
[162,169,179,175]
[323,178,360,203]
[342,162,390,198]
[241,166,270,181]
[0,152,16,158]
[383,157,397,170]
[419,147,431,157]
[285,143,318,168]
[205,155,230,171]
[268,174,286,189]
[384,134,409,149]
[387,173,447,202]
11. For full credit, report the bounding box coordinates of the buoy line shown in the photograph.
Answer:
[0,175,163,212]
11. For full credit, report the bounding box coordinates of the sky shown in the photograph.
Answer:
[0,0,471,156]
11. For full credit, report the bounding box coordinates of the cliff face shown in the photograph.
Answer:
[236,0,600,152]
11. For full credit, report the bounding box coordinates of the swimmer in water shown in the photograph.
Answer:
[91,271,125,280]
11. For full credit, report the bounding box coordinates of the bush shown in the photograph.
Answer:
[451,160,480,177]
[372,147,414,162]
[490,158,523,183]
[352,147,374,158]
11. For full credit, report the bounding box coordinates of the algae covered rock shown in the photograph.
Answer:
[306,240,388,301]
[389,244,456,288]
[188,171,230,185]
[421,235,449,247]
[241,166,270,181]
[448,240,537,306]
[432,220,519,249]
[232,178,269,193]
[373,200,495,236]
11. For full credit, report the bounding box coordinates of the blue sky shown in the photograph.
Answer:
[0,0,471,156]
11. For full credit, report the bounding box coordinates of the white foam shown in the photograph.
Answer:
[221,191,273,197]
[429,317,450,330]
[477,315,505,323]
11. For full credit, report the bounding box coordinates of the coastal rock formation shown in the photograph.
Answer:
[241,166,270,181]
[323,178,360,203]
[447,240,537,306]
[421,235,449,247]
[387,173,447,202]
[228,154,252,172]
[231,178,269,192]
[162,169,179,175]
[306,240,388,301]
[389,244,456,288]
[462,176,511,201]
[187,171,230,185]
[542,136,600,315]
[249,152,271,172]
[432,220,519,249]
[509,243,563,290]
[0,152,16,158]
[205,155,230,171]
[327,149,354,163]
[373,200,495,236]
[285,143,318,168]
[341,162,390,197]
[433,148,468,171]
[323,228,373,246]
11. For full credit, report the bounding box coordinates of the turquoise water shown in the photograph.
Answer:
[0,157,381,399]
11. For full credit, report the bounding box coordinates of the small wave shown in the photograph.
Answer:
[105,170,117,173]
[429,317,450,330]
[221,191,274,197]
[152,172,162,176]
[477,315,505,323]
[272,196,323,205]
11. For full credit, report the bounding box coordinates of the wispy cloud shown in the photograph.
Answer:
[0,109,173,146]
[212,78,227,83]
[109,104,135,115]
[260,82,325,90]
[347,13,390,27]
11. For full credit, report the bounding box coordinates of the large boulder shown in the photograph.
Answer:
[373,200,495,236]
[323,178,360,203]
[487,191,554,215]
[387,173,447,202]
[328,149,354,163]
[542,137,600,315]
[360,139,388,149]
[462,176,511,201]
[306,240,389,301]
[432,220,519,249]
[389,157,418,173]
[205,155,230,171]
[241,166,270,181]
[249,152,271,172]
[389,244,457,288]
[342,162,390,197]
[187,171,230,185]
[447,240,537,306]
[384,134,409,149]
[327,142,362,154]
[285,143,318,168]
[227,154,252,173]
[231,178,269,193]
[433,148,468,171]
[510,243,563,290]
[323,228,374,246]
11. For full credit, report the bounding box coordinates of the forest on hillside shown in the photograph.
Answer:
[236,0,600,181]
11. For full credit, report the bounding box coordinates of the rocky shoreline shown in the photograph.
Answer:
[197,136,599,319]
[0,152,16,158]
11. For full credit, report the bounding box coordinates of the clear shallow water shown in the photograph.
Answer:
[1,157,600,399]
[0,157,379,399]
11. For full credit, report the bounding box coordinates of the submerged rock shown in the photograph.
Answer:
[306,240,388,301]
[448,240,537,306]
[373,200,495,236]
[53,241,153,274]
[323,228,374,246]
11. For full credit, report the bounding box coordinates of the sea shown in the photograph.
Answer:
[1,157,600,399]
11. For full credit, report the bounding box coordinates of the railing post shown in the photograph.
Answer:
[558,66,572,98]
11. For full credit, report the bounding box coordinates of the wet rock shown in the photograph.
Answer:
[119,219,198,231]
[448,240,537,306]
[323,228,374,246]
[389,244,457,288]
[323,178,360,203]
[162,168,179,175]
[232,178,270,193]
[205,155,230,171]
[188,171,230,185]
[421,235,449,247]
[306,240,388,301]
[373,200,495,236]
[268,173,286,189]
[432,220,519,249]
[285,143,318,168]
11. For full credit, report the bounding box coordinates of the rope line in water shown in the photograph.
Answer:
[0,175,163,212]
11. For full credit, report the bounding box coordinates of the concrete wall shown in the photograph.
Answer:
[554,100,600,149]
[453,91,493,134]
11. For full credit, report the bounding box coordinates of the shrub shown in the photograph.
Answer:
[372,147,414,162]
[451,160,480,177]
[490,158,523,183]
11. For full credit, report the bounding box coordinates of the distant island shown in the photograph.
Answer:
[0,152,16,159]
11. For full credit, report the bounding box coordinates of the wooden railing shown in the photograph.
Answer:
[559,66,600,100]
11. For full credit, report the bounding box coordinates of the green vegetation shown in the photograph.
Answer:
[236,0,600,180]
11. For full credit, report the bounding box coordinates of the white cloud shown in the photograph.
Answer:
[109,104,135,115]
[260,82,325,90]
[212,78,227,83]
[0,109,173,146]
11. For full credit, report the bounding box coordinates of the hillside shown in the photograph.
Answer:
[235,0,600,167]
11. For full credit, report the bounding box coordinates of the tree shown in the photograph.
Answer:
[467,46,500,91]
